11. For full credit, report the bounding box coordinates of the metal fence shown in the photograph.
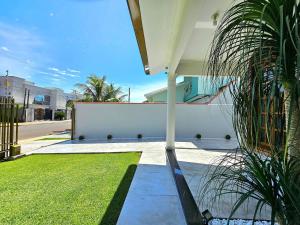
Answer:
[0,97,19,159]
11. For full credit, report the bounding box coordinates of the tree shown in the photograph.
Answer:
[75,75,126,102]
[103,83,127,102]
[201,0,300,224]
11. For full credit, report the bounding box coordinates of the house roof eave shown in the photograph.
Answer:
[127,0,150,75]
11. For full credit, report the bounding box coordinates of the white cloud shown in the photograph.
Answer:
[67,68,80,73]
[48,66,80,78]
[66,73,80,77]
[0,21,50,78]
[51,78,61,82]
[48,67,60,72]
[37,71,51,75]
[0,21,80,89]
[1,46,9,52]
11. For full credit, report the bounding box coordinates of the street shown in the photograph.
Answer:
[18,120,71,140]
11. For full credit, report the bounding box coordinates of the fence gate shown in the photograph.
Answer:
[0,97,19,159]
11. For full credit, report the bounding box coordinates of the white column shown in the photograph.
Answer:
[166,74,176,150]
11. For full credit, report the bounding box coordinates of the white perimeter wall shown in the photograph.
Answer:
[74,103,235,140]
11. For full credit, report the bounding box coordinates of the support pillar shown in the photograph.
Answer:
[166,74,176,150]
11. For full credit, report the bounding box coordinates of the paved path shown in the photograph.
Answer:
[175,148,271,220]
[18,120,71,140]
[26,139,187,225]
[23,138,269,223]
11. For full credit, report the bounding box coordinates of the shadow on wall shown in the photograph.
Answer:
[99,164,137,225]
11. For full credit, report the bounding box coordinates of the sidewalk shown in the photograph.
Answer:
[20,132,71,154]
[18,120,71,126]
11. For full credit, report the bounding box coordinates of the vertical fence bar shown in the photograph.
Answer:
[6,98,10,157]
[1,98,4,155]
[0,97,19,159]
[10,99,15,150]
[0,98,3,158]
[15,104,19,145]
[4,97,8,157]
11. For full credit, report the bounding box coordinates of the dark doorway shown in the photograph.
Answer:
[45,109,53,120]
[34,108,45,120]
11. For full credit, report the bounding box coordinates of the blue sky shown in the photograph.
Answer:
[0,0,168,102]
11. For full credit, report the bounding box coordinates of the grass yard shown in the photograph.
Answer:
[0,153,140,225]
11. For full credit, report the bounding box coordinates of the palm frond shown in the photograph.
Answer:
[75,76,126,102]
[200,0,300,223]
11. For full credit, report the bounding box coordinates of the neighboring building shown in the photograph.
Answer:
[0,76,81,121]
[145,76,231,103]
[145,81,186,102]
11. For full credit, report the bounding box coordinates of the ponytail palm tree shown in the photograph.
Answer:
[208,0,300,156]
[201,0,300,224]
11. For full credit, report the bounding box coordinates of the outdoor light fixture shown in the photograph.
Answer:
[202,209,213,224]
[145,66,150,75]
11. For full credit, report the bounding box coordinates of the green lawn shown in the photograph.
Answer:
[0,153,140,225]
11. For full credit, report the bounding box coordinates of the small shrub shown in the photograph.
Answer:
[137,134,143,139]
[54,111,65,120]
[225,134,231,140]
[107,134,113,140]
[195,133,202,139]
[78,135,85,140]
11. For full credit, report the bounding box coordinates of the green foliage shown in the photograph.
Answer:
[54,111,65,120]
[207,0,300,153]
[0,154,140,225]
[201,0,300,223]
[201,149,300,224]
[66,99,74,108]
[75,75,127,102]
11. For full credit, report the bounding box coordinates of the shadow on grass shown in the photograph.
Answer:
[99,164,137,225]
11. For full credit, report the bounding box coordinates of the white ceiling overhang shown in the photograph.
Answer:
[136,0,233,77]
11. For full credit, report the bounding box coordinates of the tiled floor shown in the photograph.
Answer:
[175,147,271,220]
[23,138,270,223]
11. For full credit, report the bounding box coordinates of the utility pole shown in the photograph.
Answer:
[5,70,8,97]
[22,88,27,121]
[128,88,131,103]
[26,89,30,108]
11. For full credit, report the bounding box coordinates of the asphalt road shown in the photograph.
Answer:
[18,120,71,140]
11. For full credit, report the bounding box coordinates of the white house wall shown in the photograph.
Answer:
[210,85,233,105]
[74,103,235,140]
[0,76,77,110]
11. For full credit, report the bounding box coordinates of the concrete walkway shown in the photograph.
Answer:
[20,132,71,154]
[18,120,71,126]
[26,139,188,225]
[22,138,270,223]
[175,146,271,220]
